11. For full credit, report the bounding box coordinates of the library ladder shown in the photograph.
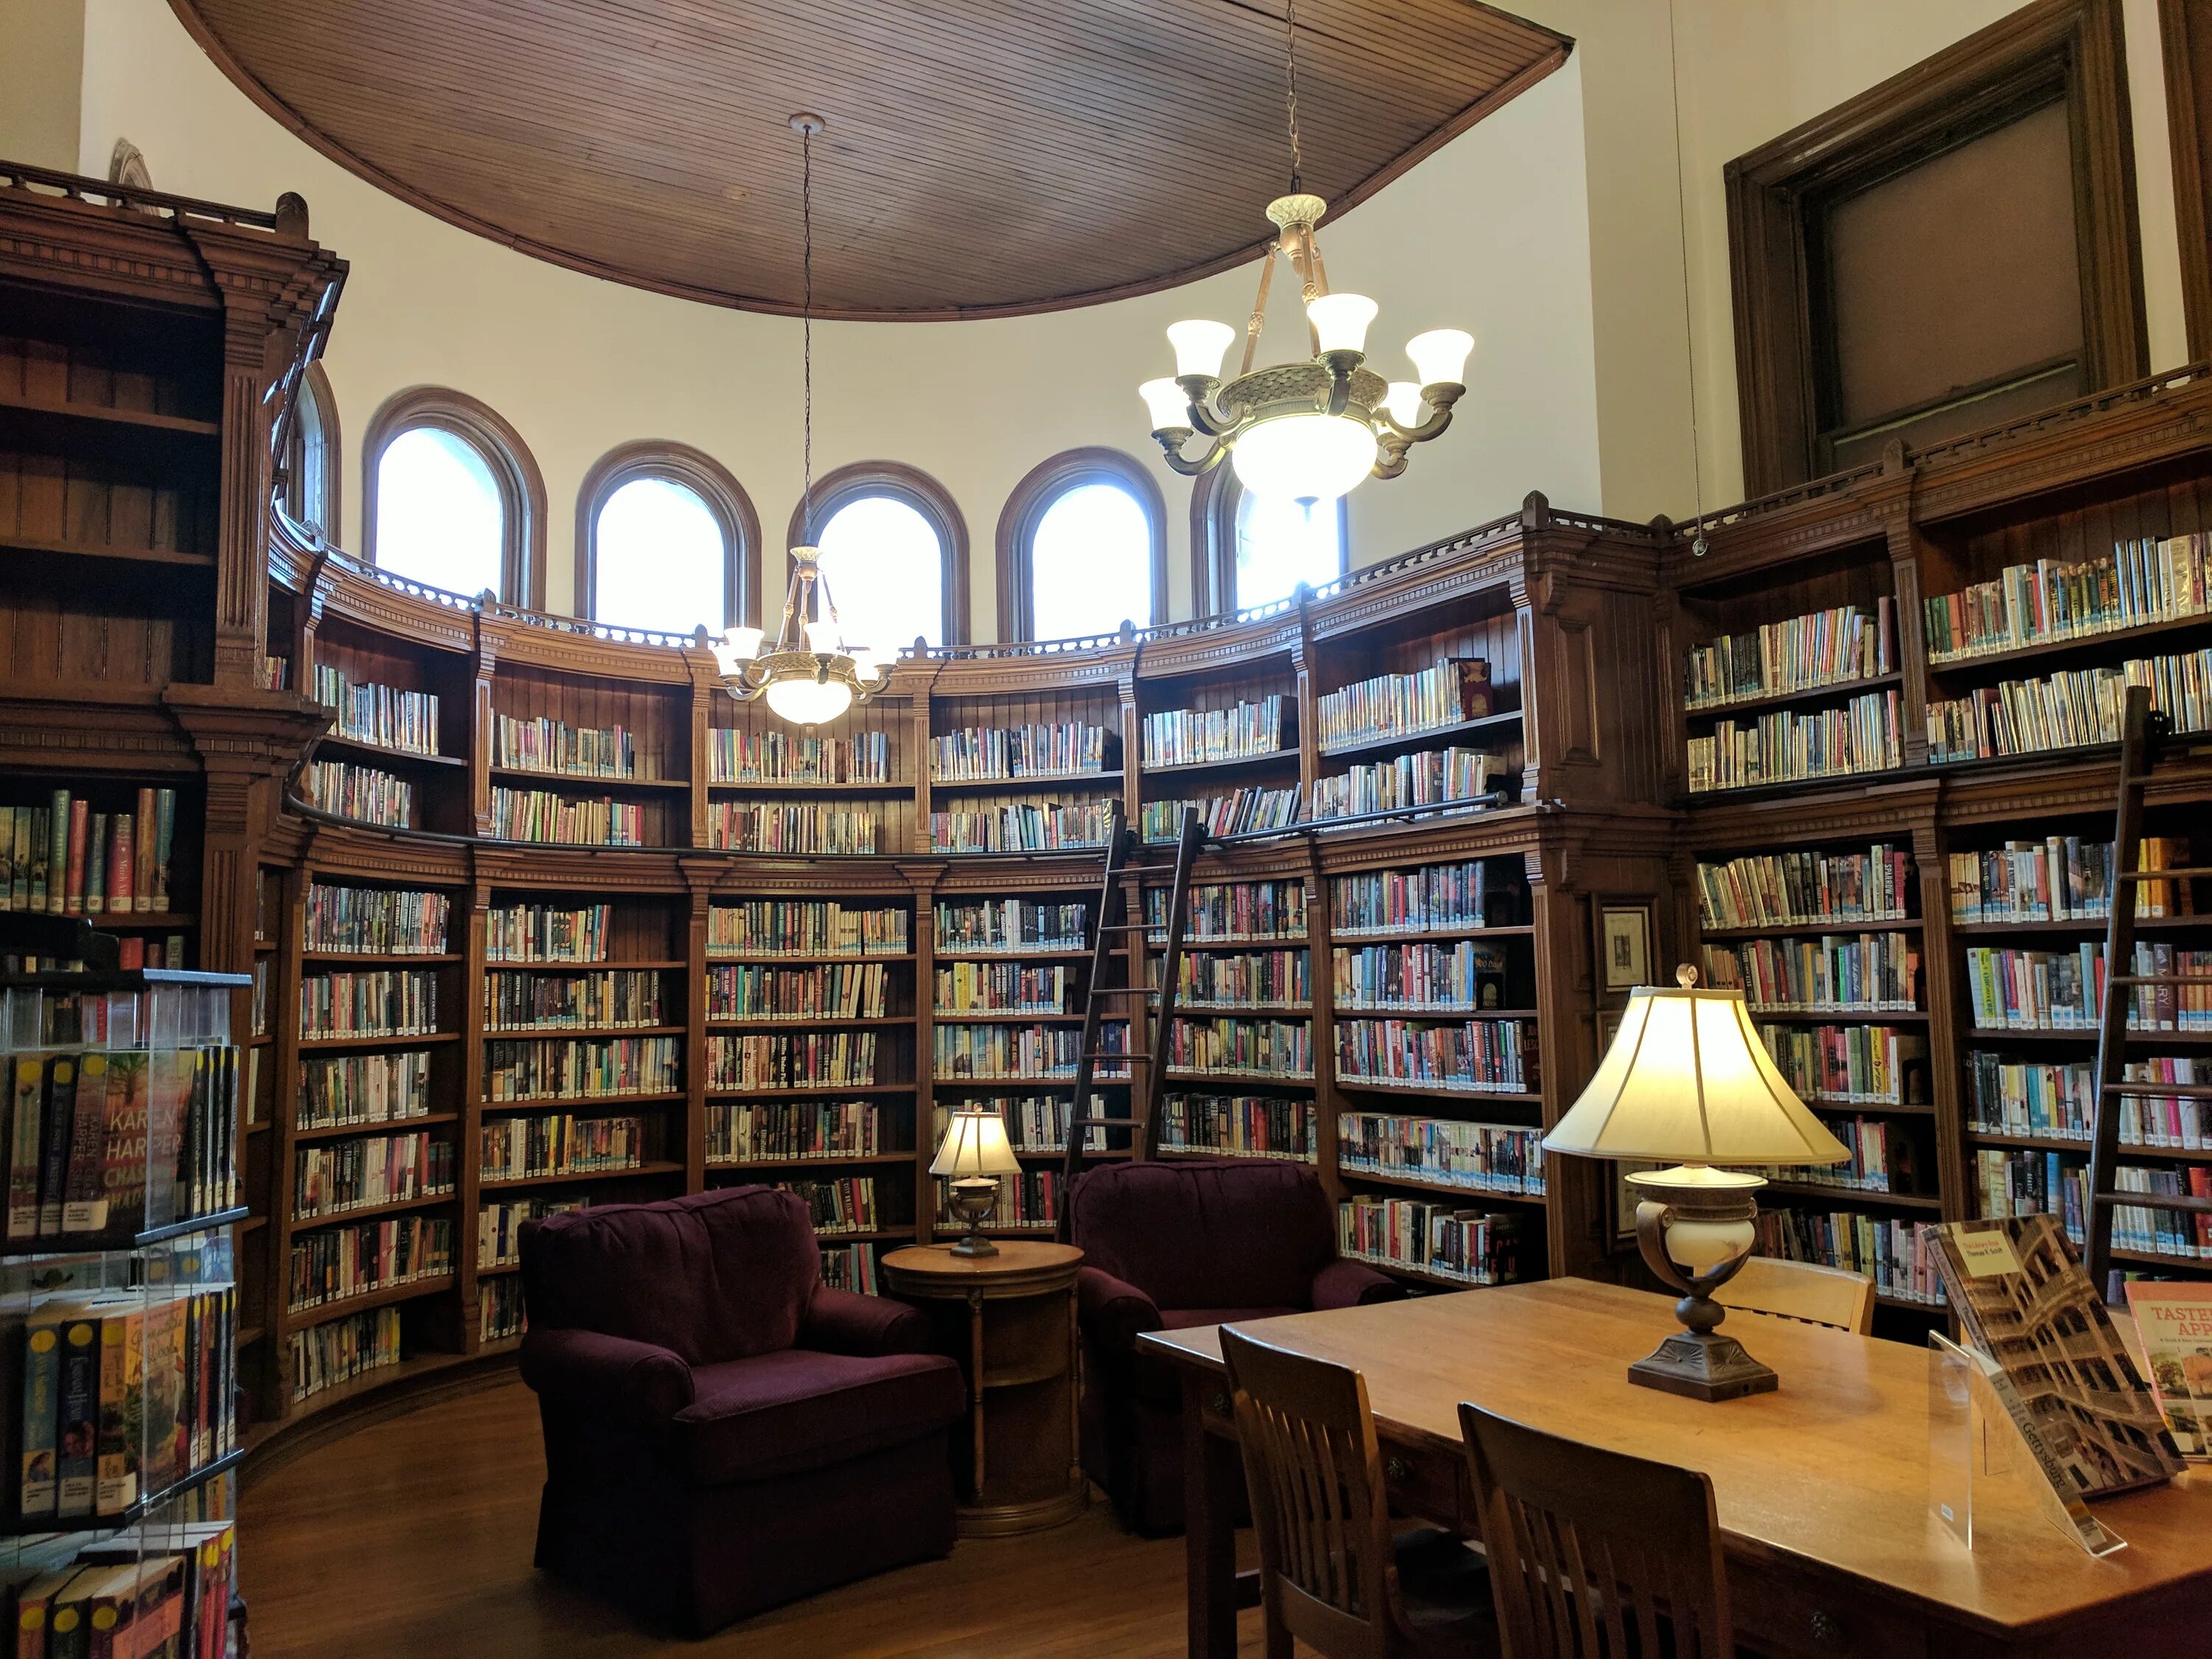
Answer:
[2084,684,2212,1292]
[1058,802,1203,1238]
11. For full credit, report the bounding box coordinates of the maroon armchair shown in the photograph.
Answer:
[518,1186,964,1635]
[1070,1159,1403,1534]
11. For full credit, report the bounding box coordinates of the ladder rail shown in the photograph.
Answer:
[1142,807,1204,1159]
[1062,800,1132,1217]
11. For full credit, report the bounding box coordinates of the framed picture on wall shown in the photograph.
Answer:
[1613,1159,1668,1242]
[1596,899,1656,992]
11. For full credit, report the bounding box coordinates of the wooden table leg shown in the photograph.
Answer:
[1182,1371,1239,1659]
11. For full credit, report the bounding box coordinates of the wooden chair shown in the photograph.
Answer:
[1220,1326,1498,1659]
[1458,1402,1731,1659]
[1714,1256,1874,1334]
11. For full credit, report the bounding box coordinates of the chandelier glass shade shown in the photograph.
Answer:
[711,543,889,727]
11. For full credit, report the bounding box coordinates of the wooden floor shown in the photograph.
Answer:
[240,1377,1266,1658]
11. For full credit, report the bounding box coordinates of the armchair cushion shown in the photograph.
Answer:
[799,1285,933,1356]
[1311,1258,1405,1311]
[1078,1266,1163,1355]
[519,1327,695,1427]
[1068,1159,1335,1312]
[675,1347,964,1486]
[1158,1306,1298,1332]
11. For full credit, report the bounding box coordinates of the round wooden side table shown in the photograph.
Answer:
[882,1240,1088,1537]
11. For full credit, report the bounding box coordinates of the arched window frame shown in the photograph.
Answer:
[995,448,1166,642]
[788,461,970,648]
[574,441,762,632]
[1191,468,1349,616]
[362,386,547,608]
[276,361,340,541]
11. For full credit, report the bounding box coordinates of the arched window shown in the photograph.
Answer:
[997,448,1165,641]
[1192,470,1349,615]
[279,361,339,539]
[576,442,759,636]
[363,388,546,605]
[795,462,969,653]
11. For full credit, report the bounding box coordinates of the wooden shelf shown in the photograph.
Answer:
[1683,672,1902,721]
[84,910,198,930]
[1967,1130,2212,1164]
[1333,1079,1540,1104]
[0,530,213,569]
[1140,750,1298,779]
[1351,1258,1507,1293]
[494,958,689,970]
[284,1273,458,1329]
[1175,1002,1313,1016]
[1804,1098,1935,1116]
[706,777,914,795]
[931,946,1093,961]
[315,733,467,770]
[1964,1026,2212,1047]
[1317,710,1521,762]
[488,765,690,793]
[930,1009,1085,1023]
[1697,917,1919,939]
[482,1023,686,1038]
[1338,1166,1547,1204]
[296,1031,459,1050]
[1761,1182,1943,1211]
[0,386,220,438]
[2110,1248,2212,1270]
[1335,1005,1537,1019]
[1949,914,2212,936]
[291,1111,461,1144]
[291,1191,460,1229]
[302,950,462,964]
[1742,1007,1926,1024]
[928,771,1122,794]
[1163,1068,1316,1086]
[706,1081,917,1097]
[478,1161,686,1191]
[706,1015,908,1029]
[480,1091,689,1110]
[706,950,914,964]
[1927,610,2212,677]
[706,1152,919,1170]
[1330,925,1529,944]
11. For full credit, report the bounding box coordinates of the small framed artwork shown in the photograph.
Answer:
[1613,1158,1667,1242]
[1596,898,1656,993]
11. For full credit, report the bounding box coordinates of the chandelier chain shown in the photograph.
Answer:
[801,119,815,546]
[1283,0,1303,192]
[1665,0,1709,555]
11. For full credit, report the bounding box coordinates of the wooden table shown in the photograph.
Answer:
[1141,1279,2212,1658]
[883,1241,1088,1537]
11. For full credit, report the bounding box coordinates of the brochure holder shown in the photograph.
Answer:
[1927,1332,2126,1558]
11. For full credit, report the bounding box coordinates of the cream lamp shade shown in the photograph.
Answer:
[931,1108,1021,1179]
[1543,970,1848,1169]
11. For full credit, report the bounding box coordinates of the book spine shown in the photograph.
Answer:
[10,808,29,911]
[19,1313,60,1518]
[36,1060,77,1239]
[46,793,69,915]
[82,814,105,918]
[59,1055,111,1237]
[6,1060,44,1242]
[94,1307,141,1514]
[55,1313,97,1519]
[107,815,132,918]
[133,787,154,912]
[63,799,87,915]
[152,790,174,913]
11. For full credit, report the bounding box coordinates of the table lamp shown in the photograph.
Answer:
[931,1106,1022,1258]
[1544,965,1851,1400]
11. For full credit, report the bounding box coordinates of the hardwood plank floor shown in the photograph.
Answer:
[240,1378,1267,1657]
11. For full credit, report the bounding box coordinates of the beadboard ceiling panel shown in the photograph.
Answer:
[169,0,1571,319]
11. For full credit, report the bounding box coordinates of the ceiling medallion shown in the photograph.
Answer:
[1138,1,1472,507]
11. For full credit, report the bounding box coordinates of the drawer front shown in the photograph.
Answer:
[1380,1435,1470,1531]
[1732,1558,1928,1659]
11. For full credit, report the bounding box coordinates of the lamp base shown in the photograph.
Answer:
[1628,1328,1778,1402]
[947,1231,1000,1259]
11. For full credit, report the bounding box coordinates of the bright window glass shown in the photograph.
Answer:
[1028,481,1154,640]
[592,476,728,634]
[815,494,945,653]
[374,427,504,597]
[1234,490,1344,611]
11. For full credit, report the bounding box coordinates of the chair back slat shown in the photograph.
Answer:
[1222,1326,1398,1658]
[1714,1256,1875,1333]
[1460,1402,1732,1659]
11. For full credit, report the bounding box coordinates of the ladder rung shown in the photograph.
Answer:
[1088,985,1161,998]
[2101,1081,2212,1099]
[1094,923,1151,934]
[2093,1192,2212,1214]
[1082,1050,1147,1062]
[2119,868,2212,880]
[1071,1116,1140,1128]
[2108,975,2212,987]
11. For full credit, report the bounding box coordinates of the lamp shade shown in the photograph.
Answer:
[762,672,852,727]
[1167,319,1237,380]
[1406,328,1475,389]
[712,626,765,673]
[931,1107,1021,1178]
[1139,377,1192,431]
[1307,292,1379,355]
[1544,975,1849,1166]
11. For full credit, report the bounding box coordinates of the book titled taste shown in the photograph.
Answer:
[2126,1281,2212,1461]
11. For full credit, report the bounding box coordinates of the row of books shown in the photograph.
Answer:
[1975,1152,2212,1259]
[1966,1054,2208,1147]
[1338,1197,1521,1285]
[1332,941,1508,1013]
[484,967,665,1031]
[481,1113,657,1180]
[1165,1017,1313,1077]
[100,933,189,972]
[931,1170,1064,1230]
[299,968,437,1039]
[292,1304,400,1402]
[1335,1017,1534,1094]
[1925,648,2212,762]
[708,727,891,785]
[1759,1023,1929,1107]
[486,901,612,963]
[709,901,908,958]
[713,963,890,1021]
[305,883,449,955]
[707,1100,892,1163]
[479,1197,585,1268]
[709,1032,877,1089]
[1140,696,1285,768]
[928,723,1109,782]
[292,1131,454,1223]
[1683,689,1903,794]
[1752,1213,1944,1307]
[931,1023,1122,1080]
[296,1049,431,1130]
[1140,787,1300,842]
[303,759,412,827]
[315,665,440,756]
[9,1283,238,1519]
[935,900,1084,952]
[1693,843,1913,931]
[784,1177,883,1235]
[1683,600,1895,710]
[493,713,639,779]
[1147,880,1308,942]
[708,802,878,855]
[1946,835,2191,922]
[482,1276,526,1342]
[1315,658,1491,751]
[929,803,1110,854]
[1309,748,1488,820]
[934,961,1067,1015]
[1964,942,2212,1030]
[1701,933,1919,1013]
[484,1035,681,1101]
[286,1215,453,1312]
[1764,1115,1923,1194]
[929,1099,1103,1154]
[3,1047,240,1242]
[1168,949,1309,1008]
[821,1243,880,1295]
[1338,1113,1544,1194]
[5,1523,235,1659]
[1328,860,1520,935]
[1158,1093,1316,1161]
[0,790,178,915]
[488,787,647,847]
[1922,535,2212,661]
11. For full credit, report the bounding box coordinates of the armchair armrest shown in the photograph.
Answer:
[519,1327,695,1426]
[1079,1266,1164,1354]
[1311,1258,1405,1312]
[799,1286,933,1356]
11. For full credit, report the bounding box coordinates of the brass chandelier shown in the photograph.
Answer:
[1138,0,1472,506]
[711,114,889,726]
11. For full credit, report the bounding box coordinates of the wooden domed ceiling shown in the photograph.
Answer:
[170,0,1571,320]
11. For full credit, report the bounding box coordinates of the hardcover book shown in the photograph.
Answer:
[2124,1280,2212,1461]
